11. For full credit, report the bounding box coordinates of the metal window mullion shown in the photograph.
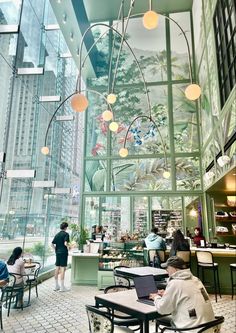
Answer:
[165,15,176,191]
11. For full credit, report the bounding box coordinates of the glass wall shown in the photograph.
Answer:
[0,0,82,268]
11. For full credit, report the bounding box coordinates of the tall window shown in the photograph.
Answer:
[213,0,236,108]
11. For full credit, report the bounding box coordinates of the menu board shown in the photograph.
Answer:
[133,209,148,234]
[152,210,182,237]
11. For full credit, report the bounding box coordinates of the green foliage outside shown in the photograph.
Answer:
[25,242,50,258]
[69,223,89,247]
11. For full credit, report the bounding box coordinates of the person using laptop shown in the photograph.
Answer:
[149,256,215,330]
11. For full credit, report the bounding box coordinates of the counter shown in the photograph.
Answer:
[143,247,236,294]
[70,247,236,293]
[189,247,236,258]
[71,252,99,285]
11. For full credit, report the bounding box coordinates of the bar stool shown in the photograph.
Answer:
[230,263,236,299]
[195,251,221,302]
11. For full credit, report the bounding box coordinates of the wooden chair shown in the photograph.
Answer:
[86,304,134,333]
[0,273,24,316]
[195,251,221,302]
[113,266,131,287]
[104,285,143,332]
[157,315,224,332]
[148,249,166,268]
[24,261,41,304]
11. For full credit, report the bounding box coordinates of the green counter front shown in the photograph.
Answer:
[71,253,99,285]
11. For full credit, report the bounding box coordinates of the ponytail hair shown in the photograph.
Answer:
[7,247,23,265]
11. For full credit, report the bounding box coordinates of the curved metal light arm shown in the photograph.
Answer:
[77,22,152,117]
[111,0,136,93]
[127,12,193,82]
[43,92,76,146]
[43,89,113,147]
[123,115,168,168]
[162,14,193,82]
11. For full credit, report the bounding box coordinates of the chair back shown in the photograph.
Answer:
[25,262,41,278]
[113,266,130,287]
[196,251,214,265]
[104,285,130,294]
[176,251,191,267]
[148,249,165,267]
[159,315,224,332]
[6,273,16,289]
[86,305,113,333]
[0,273,16,301]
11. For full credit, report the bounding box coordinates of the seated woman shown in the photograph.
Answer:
[92,225,105,241]
[7,247,26,306]
[169,229,190,257]
[193,227,206,247]
[0,260,9,287]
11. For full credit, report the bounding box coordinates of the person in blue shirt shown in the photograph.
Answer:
[0,260,9,287]
[144,227,166,250]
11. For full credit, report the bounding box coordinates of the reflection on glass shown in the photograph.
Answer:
[172,84,198,152]
[16,0,43,67]
[112,158,171,192]
[84,197,99,231]
[176,157,201,190]
[0,0,22,25]
[170,12,192,80]
[110,85,169,156]
[133,196,148,235]
[199,51,212,145]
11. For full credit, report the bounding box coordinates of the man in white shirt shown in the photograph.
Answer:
[149,256,215,332]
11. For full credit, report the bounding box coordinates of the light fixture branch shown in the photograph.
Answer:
[111,0,136,94]
[123,115,168,168]
[43,89,112,147]
[128,12,194,83]
[43,92,76,146]
[77,22,152,117]
[149,0,152,11]
[163,14,193,83]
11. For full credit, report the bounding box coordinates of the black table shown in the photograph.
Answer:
[95,289,168,333]
[115,266,168,281]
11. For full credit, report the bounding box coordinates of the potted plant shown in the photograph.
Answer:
[79,227,90,252]
[69,223,80,249]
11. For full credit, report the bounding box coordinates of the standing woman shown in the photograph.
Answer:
[169,229,190,257]
[7,247,26,306]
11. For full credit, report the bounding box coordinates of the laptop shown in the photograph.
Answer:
[133,275,158,306]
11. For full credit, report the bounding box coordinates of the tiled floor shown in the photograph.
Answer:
[1,270,236,333]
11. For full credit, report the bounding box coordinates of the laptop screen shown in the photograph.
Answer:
[133,275,157,299]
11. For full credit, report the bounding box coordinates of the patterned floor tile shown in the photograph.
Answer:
[1,270,235,333]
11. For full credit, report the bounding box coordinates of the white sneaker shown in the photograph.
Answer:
[53,286,60,291]
[59,287,70,292]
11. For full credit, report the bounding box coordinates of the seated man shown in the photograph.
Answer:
[0,260,9,287]
[150,256,215,330]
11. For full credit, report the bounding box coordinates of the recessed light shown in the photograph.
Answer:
[62,13,67,24]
